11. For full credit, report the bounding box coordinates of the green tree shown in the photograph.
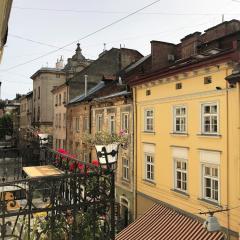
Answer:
[0,114,13,139]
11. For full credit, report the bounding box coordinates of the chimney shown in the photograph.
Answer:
[180,32,201,59]
[84,75,88,97]
[151,40,176,70]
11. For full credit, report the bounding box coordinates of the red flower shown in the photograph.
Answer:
[78,163,84,171]
[69,162,76,172]
[92,160,99,166]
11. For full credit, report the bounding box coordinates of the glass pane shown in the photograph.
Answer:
[177,180,181,188]
[182,162,187,170]
[206,187,211,197]
[181,108,186,115]
[204,105,210,113]
[182,182,187,190]
[176,161,181,169]
[211,105,217,114]
[182,173,187,181]
[176,108,181,115]
[177,171,181,180]
[205,178,211,187]
[205,167,210,175]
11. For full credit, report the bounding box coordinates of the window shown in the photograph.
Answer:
[122,158,129,181]
[144,109,154,132]
[55,113,58,128]
[176,83,182,89]
[202,165,219,202]
[201,103,218,134]
[59,94,61,106]
[204,76,212,84]
[75,117,80,132]
[55,95,58,106]
[84,152,89,162]
[38,87,40,99]
[146,89,151,96]
[63,113,66,128]
[63,140,66,149]
[174,159,187,192]
[145,154,154,181]
[34,89,36,101]
[109,114,115,134]
[56,74,60,78]
[96,114,103,132]
[63,92,67,103]
[59,114,61,128]
[83,117,89,133]
[121,113,129,133]
[173,147,188,193]
[173,106,186,133]
[200,150,220,203]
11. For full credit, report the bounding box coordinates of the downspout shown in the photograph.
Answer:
[225,68,230,240]
[133,86,137,220]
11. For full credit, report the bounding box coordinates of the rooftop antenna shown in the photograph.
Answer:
[103,43,106,51]
[222,14,224,23]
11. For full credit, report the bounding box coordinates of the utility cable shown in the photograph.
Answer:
[1,0,162,72]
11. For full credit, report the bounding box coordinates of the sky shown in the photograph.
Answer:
[1,0,240,99]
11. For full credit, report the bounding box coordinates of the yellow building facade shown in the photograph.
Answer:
[133,60,240,238]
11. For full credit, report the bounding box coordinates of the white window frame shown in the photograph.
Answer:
[63,113,66,128]
[122,157,129,181]
[75,117,80,132]
[202,164,220,203]
[108,114,116,134]
[174,158,187,192]
[121,112,129,133]
[83,117,89,133]
[96,114,103,132]
[144,153,154,182]
[173,105,187,133]
[201,102,219,135]
[144,109,154,132]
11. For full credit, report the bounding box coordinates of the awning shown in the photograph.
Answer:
[116,204,224,240]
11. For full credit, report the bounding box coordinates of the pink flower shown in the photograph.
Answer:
[119,129,126,136]
[57,148,68,155]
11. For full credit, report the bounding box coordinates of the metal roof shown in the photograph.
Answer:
[93,90,130,101]
[116,204,224,240]
[125,54,151,72]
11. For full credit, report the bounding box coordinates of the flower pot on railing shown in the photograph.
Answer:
[95,143,119,165]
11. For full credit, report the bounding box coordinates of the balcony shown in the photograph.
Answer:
[0,136,116,239]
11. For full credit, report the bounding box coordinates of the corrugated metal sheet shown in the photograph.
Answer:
[116,204,224,240]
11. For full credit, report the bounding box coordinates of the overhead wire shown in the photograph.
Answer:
[1,0,162,72]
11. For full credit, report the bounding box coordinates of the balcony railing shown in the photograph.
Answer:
[0,140,116,239]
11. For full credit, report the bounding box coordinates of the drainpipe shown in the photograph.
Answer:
[225,69,230,240]
[84,75,88,97]
[132,86,137,220]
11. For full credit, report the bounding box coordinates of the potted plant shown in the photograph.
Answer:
[83,130,127,165]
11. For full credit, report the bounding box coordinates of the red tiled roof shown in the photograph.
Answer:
[116,204,224,240]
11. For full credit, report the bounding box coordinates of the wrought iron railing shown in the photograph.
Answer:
[0,146,115,240]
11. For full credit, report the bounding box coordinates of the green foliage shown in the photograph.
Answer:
[83,131,128,146]
[0,114,13,139]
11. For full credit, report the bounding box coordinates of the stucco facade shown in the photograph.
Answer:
[91,95,134,229]
[52,84,68,150]
[31,68,66,134]
[131,23,240,239]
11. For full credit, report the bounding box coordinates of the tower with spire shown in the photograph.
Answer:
[64,43,92,80]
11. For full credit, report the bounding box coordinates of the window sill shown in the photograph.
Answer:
[171,189,189,198]
[198,198,222,208]
[142,179,156,186]
[121,178,130,185]
[142,131,155,134]
[170,132,188,137]
[197,134,221,138]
